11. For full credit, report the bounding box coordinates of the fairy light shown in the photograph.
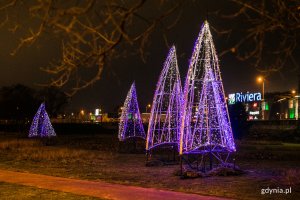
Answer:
[118,82,145,141]
[179,21,236,155]
[146,46,182,150]
[28,103,56,138]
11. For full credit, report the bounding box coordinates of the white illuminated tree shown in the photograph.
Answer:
[118,83,145,141]
[146,46,182,151]
[180,21,235,157]
[29,103,56,138]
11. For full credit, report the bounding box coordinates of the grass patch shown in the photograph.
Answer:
[0,132,299,200]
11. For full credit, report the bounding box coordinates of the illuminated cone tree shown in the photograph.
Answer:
[180,21,235,157]
[118,83,145,141]
[146,46,182,151]
[29,103,56,138]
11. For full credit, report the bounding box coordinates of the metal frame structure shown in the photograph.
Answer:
[118,82,146,141]
[146,46,182,158]
[179,21,235,171]
[29,103,56,138]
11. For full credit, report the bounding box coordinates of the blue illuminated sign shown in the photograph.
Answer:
[228,92,262,105]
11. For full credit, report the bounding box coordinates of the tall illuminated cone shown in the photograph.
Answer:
[146,46,182,151]
[29,103,56,138]
[118,83,145,141]
[179,21,235,155]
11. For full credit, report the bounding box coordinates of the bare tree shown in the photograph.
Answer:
[0,0,182,95]
[1,0,299,94]
[216,0,300,75]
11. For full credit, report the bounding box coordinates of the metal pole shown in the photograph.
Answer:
[262,80,265,120]
[133,137,137,152]
[146,150,149,162]
[209,151,213,170]
[262,80,265,100]
[203,156,206,172]
[180,155,183,175]
[173,144,176,162]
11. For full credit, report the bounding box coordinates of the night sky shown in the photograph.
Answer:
[0,1,298,113]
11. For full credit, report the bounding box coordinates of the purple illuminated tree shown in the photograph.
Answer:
[118,83,145,141]
[29,103,56,138]
[146,46,182,151]
[179,21,235,156]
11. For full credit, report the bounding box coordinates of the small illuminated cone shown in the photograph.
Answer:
[146,46,182,151]
[180,21,235,155]
[118,83,145,141]
[29,103,56,138]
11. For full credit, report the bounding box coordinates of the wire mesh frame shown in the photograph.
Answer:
[179,21,236,157]
[180,147,233,173]
[118,82,146,141]
[28,103,56,138]
[146,46,182,157]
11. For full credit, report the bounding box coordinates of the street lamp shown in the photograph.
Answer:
[291,89,298,119]
[146,104,151,113]
[256,76,265,120]
[80,109,85,115]
[256,76,265,100]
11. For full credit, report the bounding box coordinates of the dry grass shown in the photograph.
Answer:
[0,139,41,150]
[275,169,300,186]
[0,133,299,200]
[0,138,114,162]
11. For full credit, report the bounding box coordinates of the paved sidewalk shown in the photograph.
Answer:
[0,169,230,200]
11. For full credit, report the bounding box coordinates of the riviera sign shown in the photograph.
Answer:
[228,92,262,104]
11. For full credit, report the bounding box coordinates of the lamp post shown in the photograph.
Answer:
[257,76,265,100]
[80,109,85,116]
[80,109,85,122]
[291,90,297,119]
[257,76,265,120]
[146,104,151,113]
